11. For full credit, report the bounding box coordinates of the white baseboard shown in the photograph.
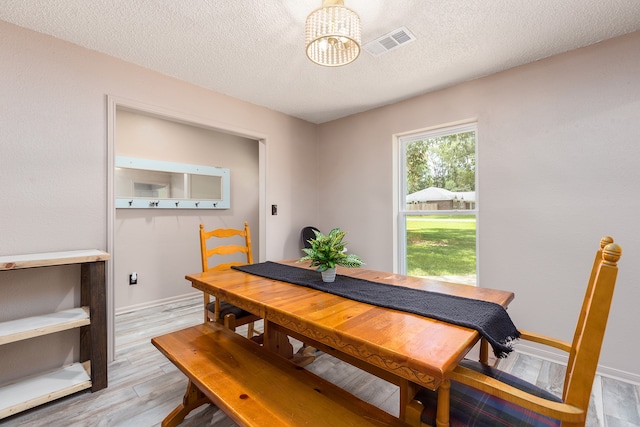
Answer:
[515,342,640,386]
[115,292,201,315]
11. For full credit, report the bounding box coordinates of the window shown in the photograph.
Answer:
[398,123,477,284]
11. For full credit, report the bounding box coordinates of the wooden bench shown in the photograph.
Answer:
[152,322,409,427]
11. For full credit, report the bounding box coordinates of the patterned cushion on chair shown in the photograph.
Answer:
[416,359,562,427]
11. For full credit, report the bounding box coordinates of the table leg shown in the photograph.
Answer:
[291,344,316,367]
[263,320,294,359]
[435,379,451,427]
[399,379,421,422]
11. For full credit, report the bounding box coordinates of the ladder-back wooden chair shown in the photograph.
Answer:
[408,236,622,427]
[200,222,260,338]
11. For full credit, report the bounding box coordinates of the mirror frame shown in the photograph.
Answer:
[115,156,230,209]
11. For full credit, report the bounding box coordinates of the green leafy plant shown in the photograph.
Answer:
[298,228,364,272]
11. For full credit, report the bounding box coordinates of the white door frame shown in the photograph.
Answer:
[106,95,267,361]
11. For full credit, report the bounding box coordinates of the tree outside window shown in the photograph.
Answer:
[400,125,476,284]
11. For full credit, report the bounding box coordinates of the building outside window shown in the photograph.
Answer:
[398,123,477,285]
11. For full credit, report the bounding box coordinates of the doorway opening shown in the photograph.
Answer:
[106,96,267,361]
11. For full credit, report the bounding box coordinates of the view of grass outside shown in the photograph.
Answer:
[406,215,476,280]
[401,124,476,283]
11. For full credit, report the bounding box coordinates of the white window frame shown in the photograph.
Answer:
[394,122,478,277]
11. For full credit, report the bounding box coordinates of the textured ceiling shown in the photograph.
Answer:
[2,0,640,123]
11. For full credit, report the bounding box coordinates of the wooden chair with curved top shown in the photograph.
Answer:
[407,236,623,427]
[200,222,260,339]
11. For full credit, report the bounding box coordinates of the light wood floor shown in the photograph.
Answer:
[2,296,639,427]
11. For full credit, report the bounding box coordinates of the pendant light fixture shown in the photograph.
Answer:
[305,0,361,67]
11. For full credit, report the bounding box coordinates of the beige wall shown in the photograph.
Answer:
[0,20,318,382]
[1,16,639,383]
[317,31,640,380]
[114,110,260,311]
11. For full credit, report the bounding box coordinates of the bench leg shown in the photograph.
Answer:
[162,380,211,427]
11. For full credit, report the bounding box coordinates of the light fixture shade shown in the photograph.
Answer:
[305,0,361,67]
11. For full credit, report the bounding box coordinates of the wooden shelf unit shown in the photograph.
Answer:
[0,249,110,419]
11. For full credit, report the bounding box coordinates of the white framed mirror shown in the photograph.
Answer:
[115,156,230,209]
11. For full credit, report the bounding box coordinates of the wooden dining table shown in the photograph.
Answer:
[186,260,515,427]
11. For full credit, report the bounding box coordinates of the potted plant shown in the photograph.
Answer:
[298,228,364,282]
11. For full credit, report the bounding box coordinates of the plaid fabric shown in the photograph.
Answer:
[417,360,562,427]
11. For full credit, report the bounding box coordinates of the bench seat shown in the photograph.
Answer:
[152,322,408,427]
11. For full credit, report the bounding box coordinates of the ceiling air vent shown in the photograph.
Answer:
[364,26,416,57]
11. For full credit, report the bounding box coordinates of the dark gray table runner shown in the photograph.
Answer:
[233,261,519,357]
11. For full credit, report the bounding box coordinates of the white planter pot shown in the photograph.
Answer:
[321,267,337,283]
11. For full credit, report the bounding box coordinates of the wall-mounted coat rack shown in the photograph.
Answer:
[115,156,230,209]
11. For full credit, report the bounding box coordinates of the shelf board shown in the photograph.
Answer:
[0,362,91,419]
[0,249,110,270]
[0,307,90,345]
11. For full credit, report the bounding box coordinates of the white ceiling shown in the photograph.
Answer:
[2,0,640,124]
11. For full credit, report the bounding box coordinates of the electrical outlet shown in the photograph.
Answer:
[129,272,138,285]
